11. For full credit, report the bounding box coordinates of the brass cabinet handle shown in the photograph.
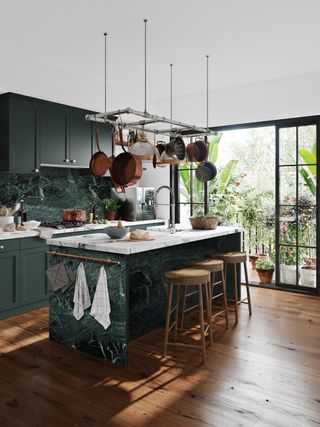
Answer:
[63,159,70,163]
[0,245,4,250]
[33,168,39,173]
[70,159,76,164]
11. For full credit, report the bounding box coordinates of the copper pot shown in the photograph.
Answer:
[62,209,87,222]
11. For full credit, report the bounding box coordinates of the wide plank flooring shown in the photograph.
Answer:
[0,287,319,427]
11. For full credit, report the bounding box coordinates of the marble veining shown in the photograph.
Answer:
[47,226,242,255]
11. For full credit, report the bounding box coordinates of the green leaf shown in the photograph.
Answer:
[207,133,222,164]
[215,160,237,195]
[179,164,190,195]
[299,167,316,196]
[311,142,316,157]
[299,148,316,176]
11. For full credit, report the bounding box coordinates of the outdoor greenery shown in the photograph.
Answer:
[256,258,274,270]
[101,198,119,213]
[179,125,317,272]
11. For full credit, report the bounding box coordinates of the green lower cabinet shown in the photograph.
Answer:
[0,239,48,320]
[0,250,19,312]
[20,248,48,305]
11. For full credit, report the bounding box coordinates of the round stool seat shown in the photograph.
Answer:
[185,258,224,273]
[211,251,247,263]
[164,268,210,285]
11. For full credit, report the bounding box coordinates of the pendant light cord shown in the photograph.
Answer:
[170,63,173,130]
[104,32,107,113]
[144,19,147,115]
[206,54,209,133]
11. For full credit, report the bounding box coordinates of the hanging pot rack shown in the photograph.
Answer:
[85,18,216,139]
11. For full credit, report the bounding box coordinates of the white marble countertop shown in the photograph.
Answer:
[0,219,165,241]
[47,226,241,255]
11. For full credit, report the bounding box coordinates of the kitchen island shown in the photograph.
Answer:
[47,226,241,367]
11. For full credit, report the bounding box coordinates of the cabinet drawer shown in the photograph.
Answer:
[0,239,20,253]
[20,237,46,250]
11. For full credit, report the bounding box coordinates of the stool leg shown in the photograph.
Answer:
[234,263,238,325]
[198,284,207,363]
[221,267,229,329]
[174,285,180,342]
[243,261,252,315]
[180,286,188,330]
[164,283,173,357]
[205,281,213,346]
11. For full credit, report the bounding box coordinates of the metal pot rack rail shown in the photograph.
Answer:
[47,251,120,266]
[85,107,217,137]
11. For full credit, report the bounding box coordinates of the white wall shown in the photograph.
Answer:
[155,70,320,128]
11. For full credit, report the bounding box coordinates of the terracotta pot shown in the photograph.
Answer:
[256,268,274,284]
[104,211,117,220]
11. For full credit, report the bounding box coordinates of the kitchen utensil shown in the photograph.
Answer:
[89,128,109,177]
[110,129,143,191]
[105,226,130,239]
[195,161,217,182]
[156,142,166,156]
[0,216,14,228]
[165,136,186,160]
[186,142,200,162]
[62,209,87,223]
[194,139,208,162]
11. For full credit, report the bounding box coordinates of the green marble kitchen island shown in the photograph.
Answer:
[47,227,241,367]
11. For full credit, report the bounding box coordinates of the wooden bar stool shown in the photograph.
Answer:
[184,259,229,336]
[211,252,252,324]
[164,268,211,363]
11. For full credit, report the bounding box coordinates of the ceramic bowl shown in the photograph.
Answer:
[105,226,130,239]
[23,220,41,229]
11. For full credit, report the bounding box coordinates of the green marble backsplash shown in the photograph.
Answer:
[0,167,111,222]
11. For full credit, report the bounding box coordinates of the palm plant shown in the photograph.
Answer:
[299,142,316,196]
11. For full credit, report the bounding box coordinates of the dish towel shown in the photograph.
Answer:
[73,262,91,320]
[90,267,111,329]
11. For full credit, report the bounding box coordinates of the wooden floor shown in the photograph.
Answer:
[0,287,319,427]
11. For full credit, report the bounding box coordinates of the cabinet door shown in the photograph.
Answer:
[69,109,92,167]
[10,98,38,173]
[0,251,19,312]
[20,248,48,305]
[94,123,113,157]
[40,105,68,166]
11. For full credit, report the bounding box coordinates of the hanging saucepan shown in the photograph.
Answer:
[195,161,217,182]
[89,128,110,177]
[156,141,166,156]
[165,136,186,161]
[110,124,143,193]
[194,139,208,162]
[186,142,200,162]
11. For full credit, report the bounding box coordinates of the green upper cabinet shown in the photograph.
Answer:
[0,94,39,173]
[69,109,93,167]
[0,92,106,172]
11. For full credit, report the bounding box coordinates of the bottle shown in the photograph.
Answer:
[18,200,27,225]
[89,202,94,223]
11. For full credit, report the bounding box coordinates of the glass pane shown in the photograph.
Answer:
[179,203,191,227]
[298,125,317,163]
[280,127,296,165]
[179,166,191,203]
[280,245,297,285]
[298,205,316,247]
[280,167,296,204]
[280,206,296,245]
[299,247,317,288]
[298,166,316,205]
[192,174,204,204]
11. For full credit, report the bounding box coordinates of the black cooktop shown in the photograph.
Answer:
[40,221,85,229]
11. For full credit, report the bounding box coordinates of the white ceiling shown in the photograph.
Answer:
[1,0,320,105]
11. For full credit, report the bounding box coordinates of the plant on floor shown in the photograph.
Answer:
[256,257,274,284]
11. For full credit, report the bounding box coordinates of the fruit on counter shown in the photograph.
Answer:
[117,219,124,228]
[3,223,16,232]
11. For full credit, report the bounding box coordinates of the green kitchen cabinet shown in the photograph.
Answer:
[0,92,109,172]
[0,238,48,320]
[39,103,69,166]
[0,249,19,313]
[0,94,39,173]
[69,109,93,167]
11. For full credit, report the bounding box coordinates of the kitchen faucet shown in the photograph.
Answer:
[155,185,176,233]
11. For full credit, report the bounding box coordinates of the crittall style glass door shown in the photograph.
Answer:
[276,121,319,293]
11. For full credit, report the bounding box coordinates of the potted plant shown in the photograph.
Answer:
[101,198,119,220]
[280,246,297,285]
[256,258,274,284]
[189,212,219,230]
